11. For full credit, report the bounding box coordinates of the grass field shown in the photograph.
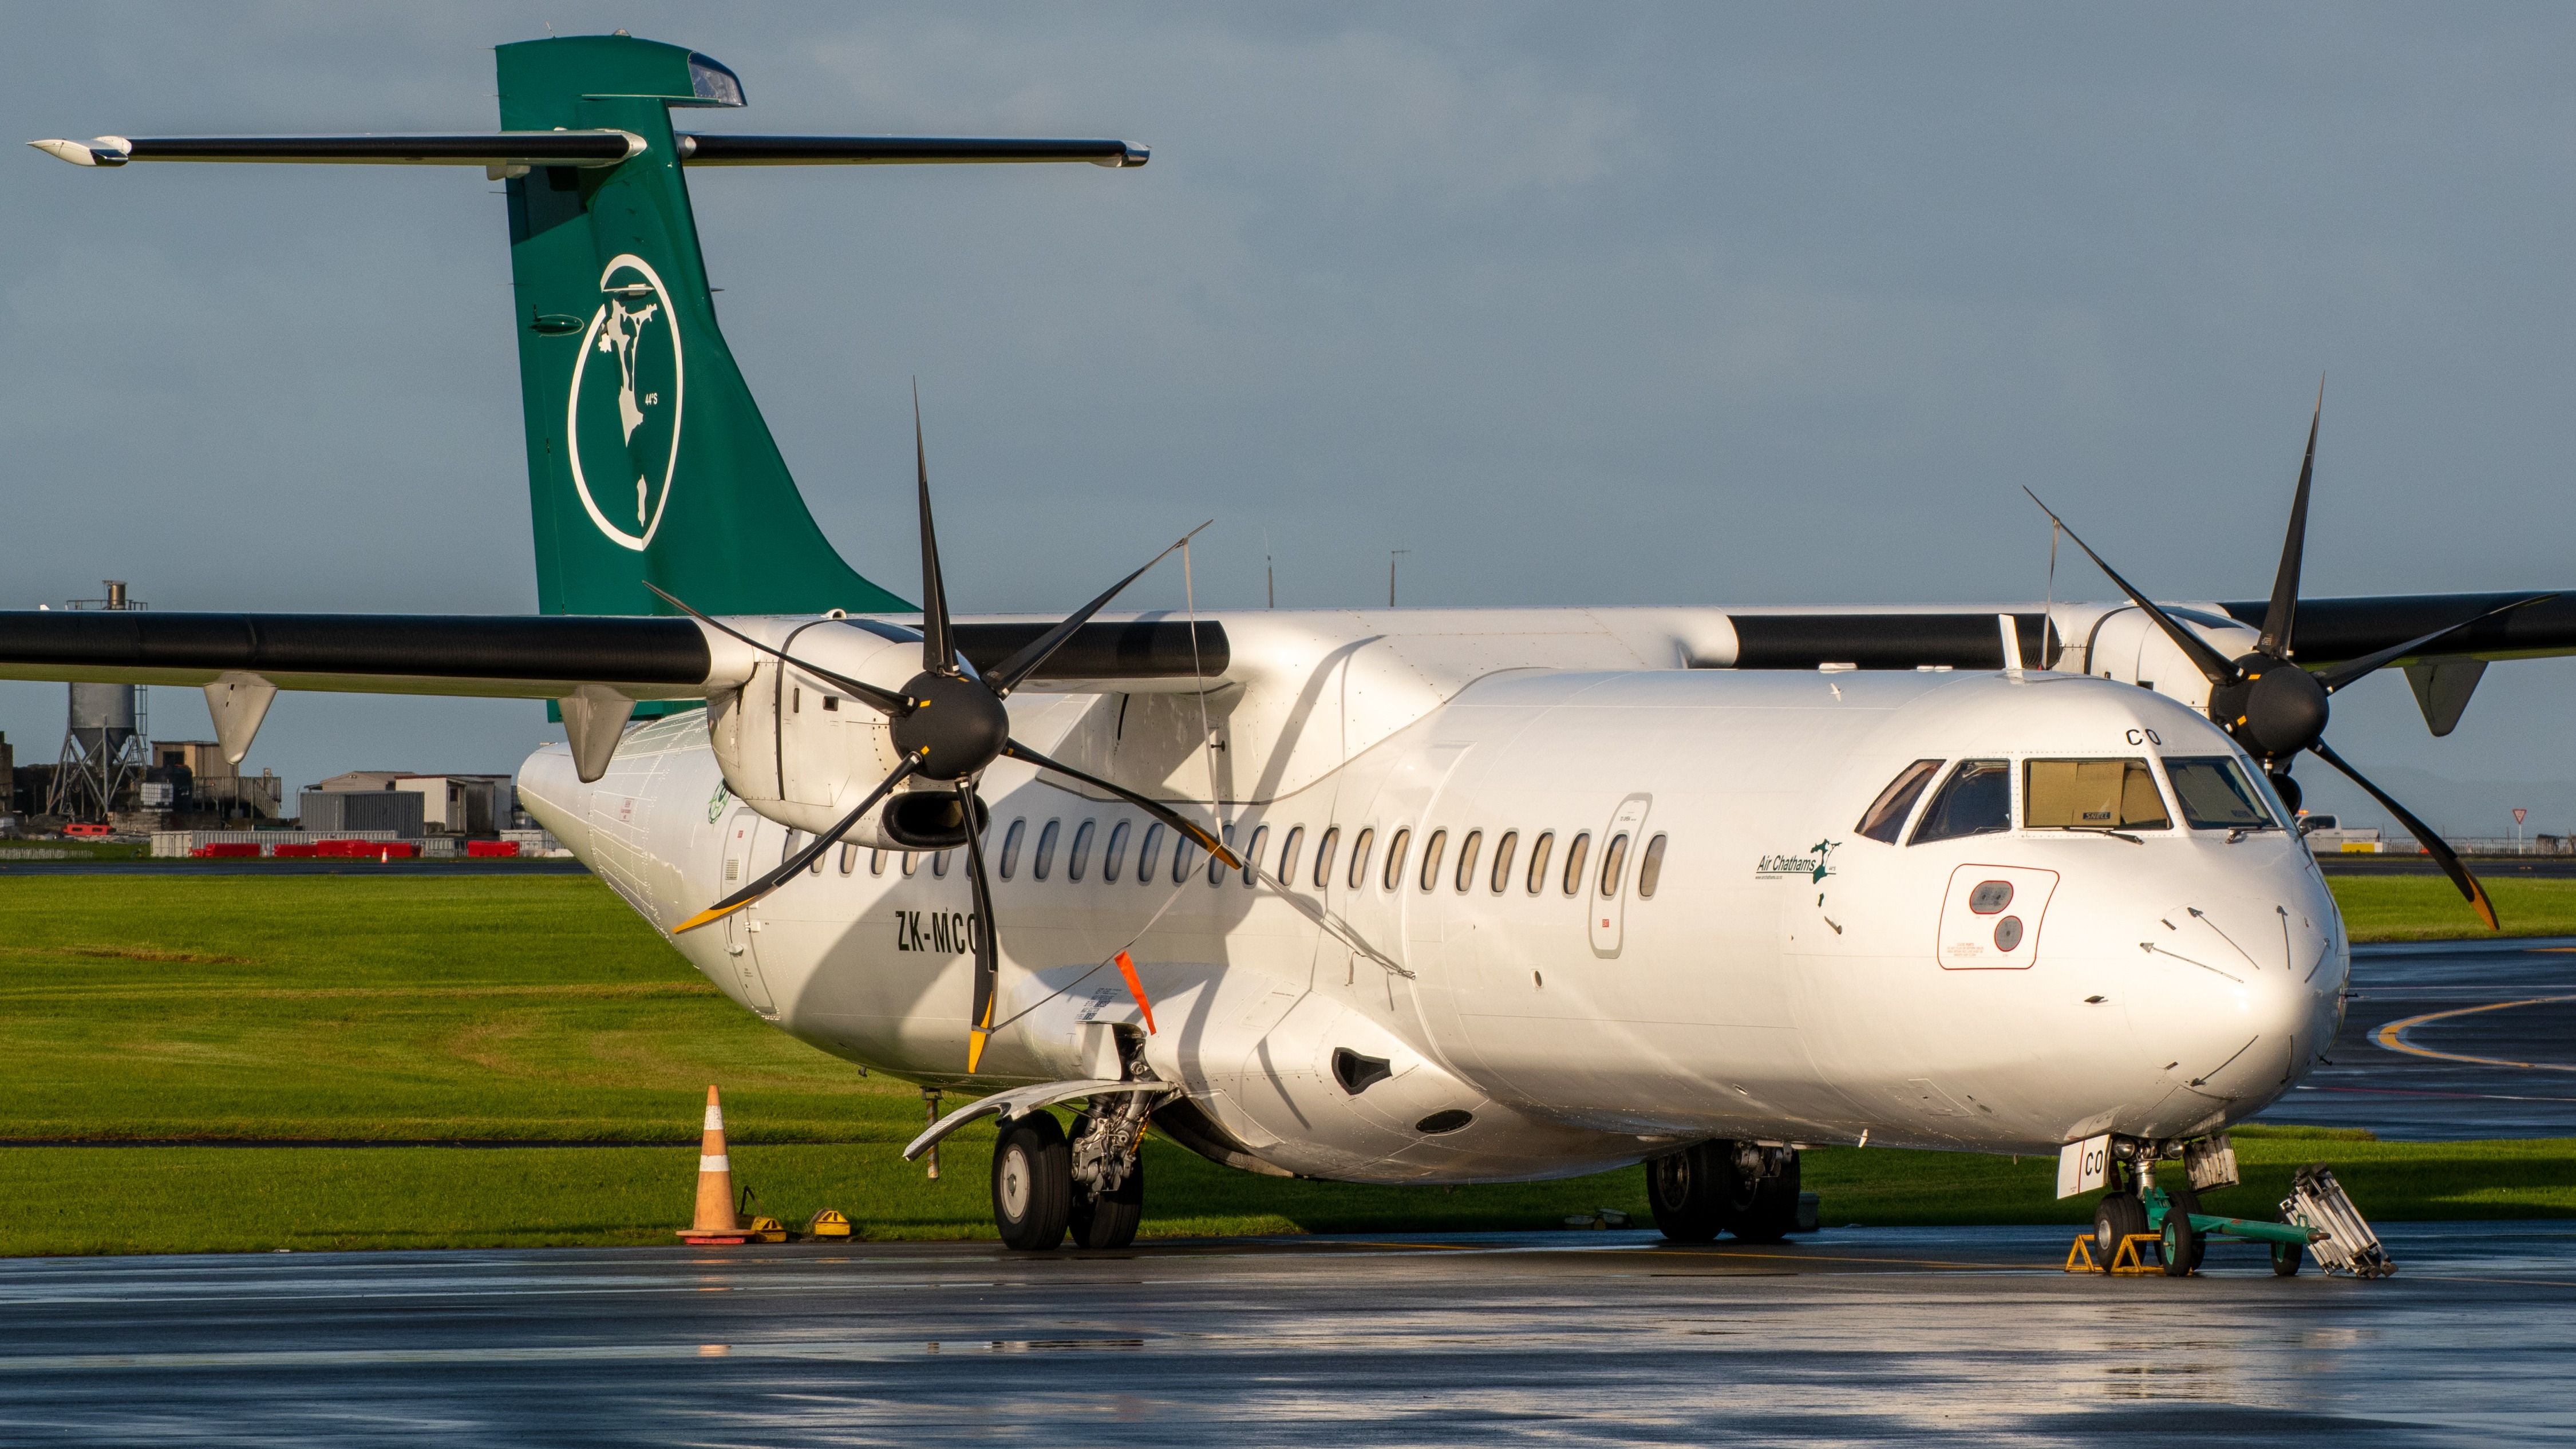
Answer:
[0,872,2567,1256]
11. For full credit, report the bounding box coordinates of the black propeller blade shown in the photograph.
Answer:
[914,384,957,677]
[642,581,917,715]
[986,521,1212,696]
[1003,737,1241,869]
[674,753,926,933]
[2256,383,2322,659]
[2310,740,2496,931]
[663,386,1222,1065]
[2024,489,2238,686]
[2037,391,2504,928]
[957,779,1002,1072]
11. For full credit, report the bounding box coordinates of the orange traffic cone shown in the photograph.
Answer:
[677,1086,751,1244]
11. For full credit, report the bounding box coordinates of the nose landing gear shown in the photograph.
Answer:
[1646,1141,1803,1242]
[2073,1137,2382,1277]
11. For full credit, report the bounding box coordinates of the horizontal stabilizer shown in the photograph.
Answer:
[29,131,644,168]
[30,132,1145,170]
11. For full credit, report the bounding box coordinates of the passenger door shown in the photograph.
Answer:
[717,805,780,1016]
[1589,794,1652,958]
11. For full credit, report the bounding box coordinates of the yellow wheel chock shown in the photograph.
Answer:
[2064,1233,2164,1274]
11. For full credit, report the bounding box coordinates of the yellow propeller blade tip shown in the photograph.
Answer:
[965,1028,989,1074]
[674,901,745,935]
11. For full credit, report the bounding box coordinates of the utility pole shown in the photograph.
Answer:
[1389,549,1409,608]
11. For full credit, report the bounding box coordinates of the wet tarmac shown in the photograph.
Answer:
[2262,936,2576,1139]
[0,1225,2567,1446]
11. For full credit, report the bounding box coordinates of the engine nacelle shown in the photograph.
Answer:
[705,617,973,849]
[2071,604,2258,716]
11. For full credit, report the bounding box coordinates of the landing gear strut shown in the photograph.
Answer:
[1645,1141,1800,1242]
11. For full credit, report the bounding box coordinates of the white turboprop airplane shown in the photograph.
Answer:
[16,35,2571,1260]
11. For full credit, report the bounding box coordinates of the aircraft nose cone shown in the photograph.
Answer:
[2165,897,2342,1108]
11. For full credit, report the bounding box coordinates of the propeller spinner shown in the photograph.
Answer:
[2030,386,2546,932]
[658,389,1236,1070]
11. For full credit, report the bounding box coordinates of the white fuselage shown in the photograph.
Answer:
[520,609,2347,1186]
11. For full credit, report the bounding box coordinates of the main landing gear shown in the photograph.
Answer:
[1646,1141,1801,1242]
[989,1095,1153,1252]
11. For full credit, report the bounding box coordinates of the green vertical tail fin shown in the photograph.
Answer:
[497,35,904,619]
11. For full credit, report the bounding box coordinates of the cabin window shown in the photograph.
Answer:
[1490,830,1518,893]
[809,847,825,876]
[1599,832,1630,896]
[1525,832,1555,894]
[1416,829,1447,892]
[1138,823,1165,884]
[1637,834,1668,898]
[1910,759,2012,844]
[1034,819,1061,880]
[1242,825,1270,886]
[1068,820,1096,881]
[1313,827,1340,889]
[1173,833,1200,884]
[1208,825,1235,886]
[998,818,1027,880]
[839,843,858,876]
[2024,758,2171,832]
[1561,832,1591,896]
[931,850,950,878]
[903,851,920,877]
[1858,759,1944,844]
[2165,757,2281,830]
[1348,828,1377,890]
[870,849,887,876]
[1453,830,1481,893]
[1382,829,1412,890]
[1104,820,1131,883]
[1278,826,1304,885]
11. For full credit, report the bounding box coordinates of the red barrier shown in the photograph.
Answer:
[191,842,261,858]
[271,844,319,858]
[465,840,520,858]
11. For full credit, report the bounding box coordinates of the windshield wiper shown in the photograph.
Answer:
[2065,828,2144,845]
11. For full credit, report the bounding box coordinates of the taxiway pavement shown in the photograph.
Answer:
[2262,936,2576,1139]
[0,1225,2567,1446]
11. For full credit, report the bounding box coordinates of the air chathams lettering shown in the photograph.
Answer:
[894,908,982,955]
[1756,840,1839,882]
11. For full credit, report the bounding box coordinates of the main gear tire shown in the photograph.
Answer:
[1645,1142,1729,1242]
[1728,1151,1802,1243]
[2163,1181,2208,1273]
[991,1112,1071,1252]
[1069,1145,1144,1251]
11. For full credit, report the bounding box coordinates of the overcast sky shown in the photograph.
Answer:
[6,3,2575,834]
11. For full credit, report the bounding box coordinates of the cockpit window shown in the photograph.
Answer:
[2024,758,2171,832]
[1857,759,1944,844]
[2165,757,2281,830]
[1910,759,2012,844]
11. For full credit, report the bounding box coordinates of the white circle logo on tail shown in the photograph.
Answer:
[566,255,685,551]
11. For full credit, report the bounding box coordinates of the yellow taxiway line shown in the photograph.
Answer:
[2373,995,2576,1073]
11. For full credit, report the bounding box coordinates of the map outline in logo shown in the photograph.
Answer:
[564,253,685,552]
